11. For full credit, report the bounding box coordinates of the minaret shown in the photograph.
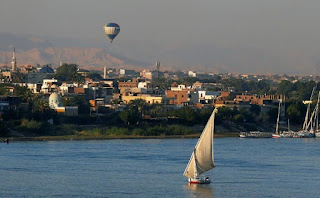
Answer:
[156,61,160,78]
[11,47,17,72]
[5,51,8,68]
[103,66,107,79]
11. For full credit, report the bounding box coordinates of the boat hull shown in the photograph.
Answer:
[188,177,211,184]
[294,131,315,138]
[272,134,281,138]
[280,131,295,138]
[239,131,272,138]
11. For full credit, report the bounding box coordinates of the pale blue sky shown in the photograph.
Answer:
[2,0,320,74]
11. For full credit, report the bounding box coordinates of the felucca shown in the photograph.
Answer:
[183,109,217,184]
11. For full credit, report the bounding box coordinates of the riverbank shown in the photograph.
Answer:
[1,132,239,142]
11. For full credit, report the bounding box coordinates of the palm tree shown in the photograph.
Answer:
[72,73,85,87]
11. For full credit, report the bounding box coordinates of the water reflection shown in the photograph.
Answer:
[184,183,214,198]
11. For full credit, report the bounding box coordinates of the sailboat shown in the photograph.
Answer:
[272,100,294,138]
[272,101,281,138]
[296,90,319,138]
[281,119,294,138]
[183,109,217,184]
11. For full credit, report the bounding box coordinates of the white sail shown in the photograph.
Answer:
[183,109,216,178]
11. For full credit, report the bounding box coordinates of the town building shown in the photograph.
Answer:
[49,92,78,116]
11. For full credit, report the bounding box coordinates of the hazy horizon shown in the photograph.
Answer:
[2,0,320,75]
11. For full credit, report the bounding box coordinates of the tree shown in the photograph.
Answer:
[55,63,78,81]
[87,72,102,81]
[127,99,149,116]
[286,101,305,124]
[217,106,234,120]
[0,121,9,137]
[199,107,214,124]
[172,106,198,124]
[152,77,172,90]
[72,73,85,86]
[267,106,279,122]
[62,95,90,114]
[277,80,293,97]
[11,72,25,83]
[250,104,261,116]
[119,106,141,125]
[257,80,271,95]
[14,85,32,102]
[149,104,165,117]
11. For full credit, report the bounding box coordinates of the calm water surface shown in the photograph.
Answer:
[1,138,320,197]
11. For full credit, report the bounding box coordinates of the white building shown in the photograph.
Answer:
[189,90,221,104]
[188,71,197,77]
[49,92,78,116]
[41,79,58,94]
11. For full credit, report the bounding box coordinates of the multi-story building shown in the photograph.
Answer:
[121,94,163,104]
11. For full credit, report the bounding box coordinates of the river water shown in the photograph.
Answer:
[1,138,320,197]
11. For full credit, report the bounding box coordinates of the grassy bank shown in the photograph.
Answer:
[1,132,239,142]
[1,123,240,142]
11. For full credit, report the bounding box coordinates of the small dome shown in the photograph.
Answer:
[49,92,63,109]
[40,65,54,73]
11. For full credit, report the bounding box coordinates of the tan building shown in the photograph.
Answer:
[118,80,138,94]
[122,95,162,104]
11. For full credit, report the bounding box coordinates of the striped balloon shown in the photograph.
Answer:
[104,23,120,43]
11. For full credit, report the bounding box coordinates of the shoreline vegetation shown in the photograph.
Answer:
[2,123,241,142]
[1,132,239,142]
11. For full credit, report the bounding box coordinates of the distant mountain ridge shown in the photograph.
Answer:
[0,32,146,70]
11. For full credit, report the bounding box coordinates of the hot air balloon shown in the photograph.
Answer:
[104,23,120,43]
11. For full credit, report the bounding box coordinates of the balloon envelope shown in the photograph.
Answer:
[104,23,120,43]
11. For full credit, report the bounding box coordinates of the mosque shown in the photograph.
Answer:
[49,92,78,116]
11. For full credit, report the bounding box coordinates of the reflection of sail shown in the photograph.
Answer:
[184,184,214,198]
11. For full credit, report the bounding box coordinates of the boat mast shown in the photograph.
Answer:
[212,109,217,167]
[193,149,198,177]
[275,100,281,135]
[314,92,320,132]
[303,86,316,130]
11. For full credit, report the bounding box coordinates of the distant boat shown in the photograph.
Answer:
[239,131,272,138]
[296,88,318,138]
[272,101,294,138]
[183,109,217,184]
[272,101,282,138]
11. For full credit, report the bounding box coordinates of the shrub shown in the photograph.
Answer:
[132,128,144,136]
[106,127,131,136]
